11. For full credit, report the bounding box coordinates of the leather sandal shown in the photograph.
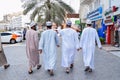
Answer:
[49,70,54,76]
[84,66,90,72]
[88,68,92,72]
[28,70,33,74]
[4,64,10,69]
[37,65,42,70]
[70,64,74,69]
[66,69,70,74]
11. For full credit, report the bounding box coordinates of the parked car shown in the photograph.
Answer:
[0,31,23,44]
[13,31,23,40]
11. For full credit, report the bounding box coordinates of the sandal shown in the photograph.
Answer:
[84,66,90,72]
[49,70,54,76]
[88,68,92,72]
[4,64,10,69]
[47,69,50,72]
[65,68,70,74]
[37,65,42,70]
[28,70,33,74]
[70,64,74,69]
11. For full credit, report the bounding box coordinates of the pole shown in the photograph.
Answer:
[109,0,111,8]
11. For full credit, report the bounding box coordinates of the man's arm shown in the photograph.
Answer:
[0,35,2,52]
[55,32,60,47]
[38,33,44,53]
[74,31,80,51]
[95,30,102,49]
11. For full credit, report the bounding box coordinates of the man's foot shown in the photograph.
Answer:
[49,70,54,76]
[28,70,33,74]
[4,64,10,69]
[88,68,92,72]
[47,69,50,72]
[84,66,90,72]
[65,68,70,74]
[70,64,74,69]
[37,65,42,70]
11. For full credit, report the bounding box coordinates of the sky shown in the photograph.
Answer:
[0,0,23,20]
[63,0,80,24]
[63,0,80,13]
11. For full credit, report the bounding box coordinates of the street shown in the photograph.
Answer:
[0,42,120,80]
[1,0,120,80]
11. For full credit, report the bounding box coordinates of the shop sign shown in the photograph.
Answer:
[104,16,114,25]
[105,6,118,16]
[113,6,120,15]
[75,20,80,25]
[67,14,79,18]
[87,7,103,21]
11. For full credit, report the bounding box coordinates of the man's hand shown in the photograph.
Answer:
[0,50,2,53]
[57,45,60,47]
[77,48,80,51]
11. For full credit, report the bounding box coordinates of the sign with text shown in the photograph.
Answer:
[67,14,79,18]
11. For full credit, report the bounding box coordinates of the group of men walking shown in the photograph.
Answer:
[0,19,102,77]
[25,19,102,76]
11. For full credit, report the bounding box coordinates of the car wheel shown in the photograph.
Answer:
[10,39,16,44]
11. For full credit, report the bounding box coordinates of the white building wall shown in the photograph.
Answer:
[79,0,110,23]
[80,5,89,22]
[10,15,30,29]
[101,0,109,11]
[11,16,22,28]
[0,23,10,31]
[111,0,120,7]
[22,15,30,28]
[79,0,93,23]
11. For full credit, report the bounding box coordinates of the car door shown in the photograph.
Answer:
[1,33,12,43]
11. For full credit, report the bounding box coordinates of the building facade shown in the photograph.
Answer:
[80,0,120,45]
[104,0,120,45]
[0,12,29,31]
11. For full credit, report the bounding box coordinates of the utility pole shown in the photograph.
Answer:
[109,0,111,8]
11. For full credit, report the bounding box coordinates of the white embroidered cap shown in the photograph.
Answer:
[46,21,52,26]
[66,20,72,26]
[86,19,92,24]
[30,21,37,27]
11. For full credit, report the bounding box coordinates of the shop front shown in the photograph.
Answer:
[113,6,120,46]
[104,16,114,44]
[104,6,119,44]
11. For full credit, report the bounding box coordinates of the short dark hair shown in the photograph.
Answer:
[87,24,92,26]
[47,26,52,29]
[66,25,71,27]
[31,25,37,30]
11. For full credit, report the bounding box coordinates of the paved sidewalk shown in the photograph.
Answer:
[102,45,120,51]
[102,44,120,58]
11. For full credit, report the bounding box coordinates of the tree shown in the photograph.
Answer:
[22,0,74,25]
